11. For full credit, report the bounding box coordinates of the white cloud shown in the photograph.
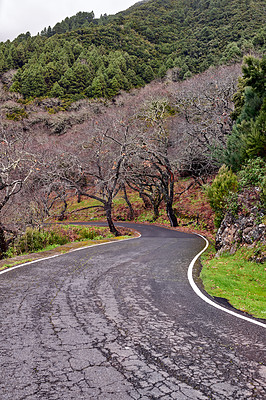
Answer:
[0,0,138,42]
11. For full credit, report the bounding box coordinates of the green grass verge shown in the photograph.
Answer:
[200,245,266,319]
[0,259,34,271]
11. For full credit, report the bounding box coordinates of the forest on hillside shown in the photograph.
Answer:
[0,0,265,101]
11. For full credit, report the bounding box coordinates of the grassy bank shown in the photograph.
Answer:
[200,245,266,319]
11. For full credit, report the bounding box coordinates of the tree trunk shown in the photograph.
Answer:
[152,191,162,221]
[77,191,82,203]
[140,192,151,209]
[152,202,160,221]
[166,202,178,227]
[58,199,68,221]
[165,174,178,227]
[122,185,134,220]
[0,224,8,259]
[105,203,120,236]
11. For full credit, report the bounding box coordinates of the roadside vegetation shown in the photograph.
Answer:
[3,224,133,260]
[201,244,266,319]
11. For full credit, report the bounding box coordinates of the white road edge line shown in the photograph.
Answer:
[188,234,266,329]
[0,234,141,276]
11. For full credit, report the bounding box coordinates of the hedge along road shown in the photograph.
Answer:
[0,223,265,400]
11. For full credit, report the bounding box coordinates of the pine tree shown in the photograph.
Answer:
[107,76,120,97]
[90,74,107,98]
[49,82,64,98]
[245,101,266,159]
[24,65,47,97]
[47,26,53,37]
[142,65,155,82]
[12,63,47,98]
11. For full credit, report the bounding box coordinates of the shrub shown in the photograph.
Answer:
[238,157,266,189]
[79,227,100,240]
[207,165,238,227]
[10,228,68,255]
[6,106,28,120]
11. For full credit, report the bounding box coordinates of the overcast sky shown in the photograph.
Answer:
[0,0,139,42]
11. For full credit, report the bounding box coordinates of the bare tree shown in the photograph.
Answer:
[127,98,178,227]
[127,170,163,221]
[24,151,73,225]
[59,123,136,236]
[0,125,34,256]
[170,64,241,183]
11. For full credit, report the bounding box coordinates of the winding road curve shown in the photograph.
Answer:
[0,223,265,399]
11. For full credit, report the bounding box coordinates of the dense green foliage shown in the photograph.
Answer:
[0,0,265,100]
[238,157,266,208]
[224,55,266,170]
[238,157,266,191]
[208,157,266,228]
[207,165,238,227]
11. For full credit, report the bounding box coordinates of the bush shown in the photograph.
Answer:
[10,228,69,255]
[79,227,101,240]
[5,106,28,120]
[238,157,266,189]
[207,165,238,227]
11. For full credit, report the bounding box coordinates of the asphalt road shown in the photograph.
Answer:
[0,223,265,400]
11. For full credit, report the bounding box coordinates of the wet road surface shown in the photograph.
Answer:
[0,223,265,399]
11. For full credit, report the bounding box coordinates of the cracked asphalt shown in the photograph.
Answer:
[0,223,265,399]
